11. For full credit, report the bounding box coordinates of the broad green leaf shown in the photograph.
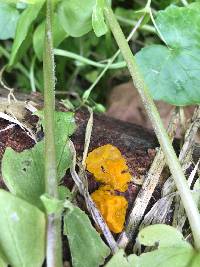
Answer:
[0,3,19,40]
[139,247,194,267]
[64,206,110,267]
[92,0,108,37]
[0,190,45,267]
[138,224,191,248]
[2,112,76,209]
[135,5,200,106]
[58,0,95,37]
[9,0,45,66]
[105,250,139,267]
[2,140,45,209]
[0,255,7,267]
[33,13,68,60]
[53,112,76,180]
[191,253,200,266]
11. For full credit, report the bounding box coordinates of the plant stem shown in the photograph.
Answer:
[116,16,156,33]
[54,48,126,69]
[43,0,62,266]
[104,5,200,250]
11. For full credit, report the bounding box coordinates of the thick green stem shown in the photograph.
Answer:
[43,0,62,266]
[104,5,200,250]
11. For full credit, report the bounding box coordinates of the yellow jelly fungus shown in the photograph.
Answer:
[91,186,128,233]
[86,144,131,192]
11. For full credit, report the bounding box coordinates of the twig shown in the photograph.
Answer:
[117,108,179,249]
[69,141,118,253]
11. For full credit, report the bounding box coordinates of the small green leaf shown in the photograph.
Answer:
[135,5,200,106]
[138,224,191,248]
[64,206,110,267]
[58,0,95,37]
[33,13,68,60]
[9,0,45,66]
[40,193,64,214]
[93,103,106,113]
[105,250,139,267]
[0,3,20,40]
[92,0,108,37]
[58,185,72,200]
[0,190,45,267]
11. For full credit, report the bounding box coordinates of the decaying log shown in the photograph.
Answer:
[0,90,159,209]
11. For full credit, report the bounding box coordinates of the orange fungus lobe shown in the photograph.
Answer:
[91,186,128,233]
[86,144,131,192]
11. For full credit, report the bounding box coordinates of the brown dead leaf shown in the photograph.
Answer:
[107,82,195,137]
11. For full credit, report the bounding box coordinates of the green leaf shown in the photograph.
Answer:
[33,13,68,60]
[2,140,45,209]
[135,5,200,106]
[0,255,7,267]
[64,206,110,267]
[139,247,194,267]
[0,190,45,267]
[138,224,191,248]
[58,185,72,200]
[40,193,64,214]
[9,0,45,67]
[105,250,139,267]
[0,3,20,40]
[191,253,200,267]
[92,0,108,37]
[53,112,76,181]
[58,0,95,37]
[2,112,76,209]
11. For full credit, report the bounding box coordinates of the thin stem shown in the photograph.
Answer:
[116,16,156,33]
[83,15,145,102]
[54,48,126,69]
[43,0,62,266]
[104,5,200,250]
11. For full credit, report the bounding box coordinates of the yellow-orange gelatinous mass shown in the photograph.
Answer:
[86,144,131,192]
[91,186,128,233]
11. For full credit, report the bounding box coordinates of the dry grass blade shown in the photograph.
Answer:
[173,159,200,232]
[82,107,93,168]
[69,140,118,253]
[137,106,200,242]
[117,108,179,249]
